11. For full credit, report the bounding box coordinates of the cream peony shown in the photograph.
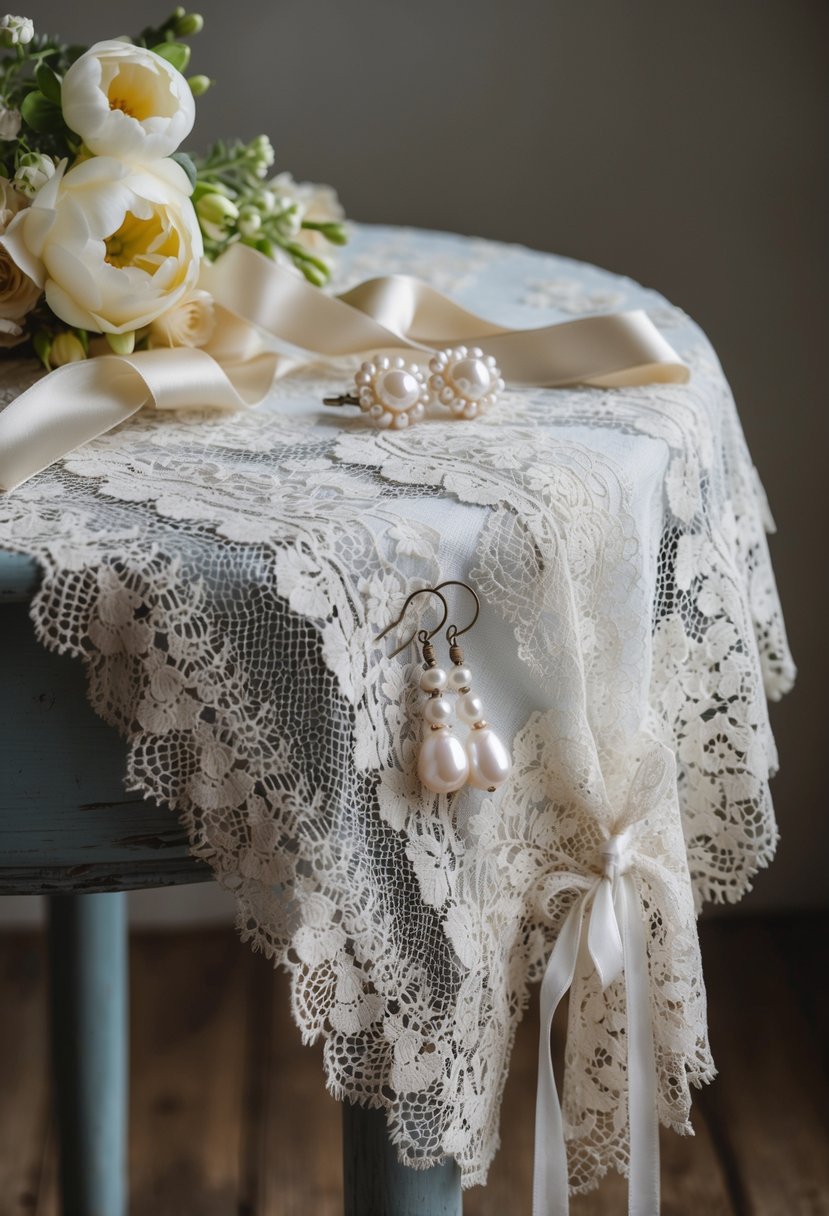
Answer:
[61,40,195,161]
[148,288,215,348]
[0,156,203,335]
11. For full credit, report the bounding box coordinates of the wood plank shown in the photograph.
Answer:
[0,600,208,894]
[127,930,248,1216]
[0,932,51,1216]
[699,918,829,1216]
[240,958,342,1216]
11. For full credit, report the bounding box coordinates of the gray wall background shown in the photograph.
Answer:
[13,0,826,914]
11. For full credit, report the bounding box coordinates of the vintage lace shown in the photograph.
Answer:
[0,225,794,1192]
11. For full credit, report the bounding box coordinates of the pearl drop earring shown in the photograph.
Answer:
[415,629,470,794]
[436,580,512,793]
[374,586,469,795]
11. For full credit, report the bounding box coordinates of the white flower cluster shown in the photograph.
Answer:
[1,38,207,355]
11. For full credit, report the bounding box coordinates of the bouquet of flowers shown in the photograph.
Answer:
[0,9,346,368]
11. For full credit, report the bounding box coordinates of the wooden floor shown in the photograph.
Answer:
[0,915,827,1216]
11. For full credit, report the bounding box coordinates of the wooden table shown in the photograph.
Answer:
[0,550,461,1216]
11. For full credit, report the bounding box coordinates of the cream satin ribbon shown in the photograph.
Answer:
[534,831,660,1216]
[0,242,688,491]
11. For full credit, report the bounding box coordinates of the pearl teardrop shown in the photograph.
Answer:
[466,726,512,791]
[418,728,469,793]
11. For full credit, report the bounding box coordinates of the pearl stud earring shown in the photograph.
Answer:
[323,348,504,428]
[434,580,512,793]
[324,356,429,429]
[375,587,469,795]
[428,347,505,420]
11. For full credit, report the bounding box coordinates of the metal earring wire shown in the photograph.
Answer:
[375,587,449,660]
[376,586,471,794]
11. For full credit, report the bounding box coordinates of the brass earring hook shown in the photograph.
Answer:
[433,580,480,645]
[375,587,450,659]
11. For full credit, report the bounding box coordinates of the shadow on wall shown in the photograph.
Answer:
[18,0,828,912]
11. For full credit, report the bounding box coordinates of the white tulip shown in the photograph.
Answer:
[61,39,195,162]
[0,156,203,335]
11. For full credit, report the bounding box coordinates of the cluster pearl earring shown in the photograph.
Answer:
[323,348,504,429]
[445,622,512,792]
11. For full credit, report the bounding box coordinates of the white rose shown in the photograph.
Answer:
[0,106,21,140]
[60,39,195,162]
[148,288,215,348]
[13,152,55,198]
[0,244,40,347]
[0,156,202,335]
[0,175,27,232]
[0,15,34,46]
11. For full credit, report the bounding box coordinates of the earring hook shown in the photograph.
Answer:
[433,580,480,643]
[375,587,450,659]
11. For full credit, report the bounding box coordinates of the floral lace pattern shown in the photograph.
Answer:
[0,224,793,1190]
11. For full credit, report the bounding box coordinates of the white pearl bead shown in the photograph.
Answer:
[418,729,469,793]
[449,357,492,402]
[423,696,452,725]
[419,666,447,693]
[377,368,422,413]
[447,666,472,691]
[456,692,484,724]
[466,727,512,791]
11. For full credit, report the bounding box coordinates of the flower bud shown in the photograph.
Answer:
[196,191,239,240]
[0,107,21,141]
[50,331,88,367]
[249,134,275,178]
[174,11,203,36]
[238,206,261,238]
[255,188,277,214]
[0,14,34,46]
[187,74,211,97]
[14,153,55,199]
[106,330,136,356]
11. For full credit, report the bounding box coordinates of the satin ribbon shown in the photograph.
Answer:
[0,242,689,491]
[533,831,660,1216]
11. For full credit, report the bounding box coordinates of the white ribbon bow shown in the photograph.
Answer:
[533,748,676,1216]
[0,242,689,492]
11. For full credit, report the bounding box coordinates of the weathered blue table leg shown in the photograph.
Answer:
[343,1103,462,1216]
[48,892,128,1216]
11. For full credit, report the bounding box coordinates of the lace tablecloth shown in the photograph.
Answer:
[0,224,794,1192]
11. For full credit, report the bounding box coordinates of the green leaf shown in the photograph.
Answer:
[35,63,62,105]
[170,151,197,190]
[151,41,191,73]
[20,91,64,134]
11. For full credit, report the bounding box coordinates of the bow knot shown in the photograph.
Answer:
[600,829,632,881]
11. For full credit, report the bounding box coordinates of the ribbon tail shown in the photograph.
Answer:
[618,873,660,1216]
[533,896,588,1216]
[0,347,279,493]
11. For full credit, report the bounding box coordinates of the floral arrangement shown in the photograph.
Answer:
[0,9,346,367]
